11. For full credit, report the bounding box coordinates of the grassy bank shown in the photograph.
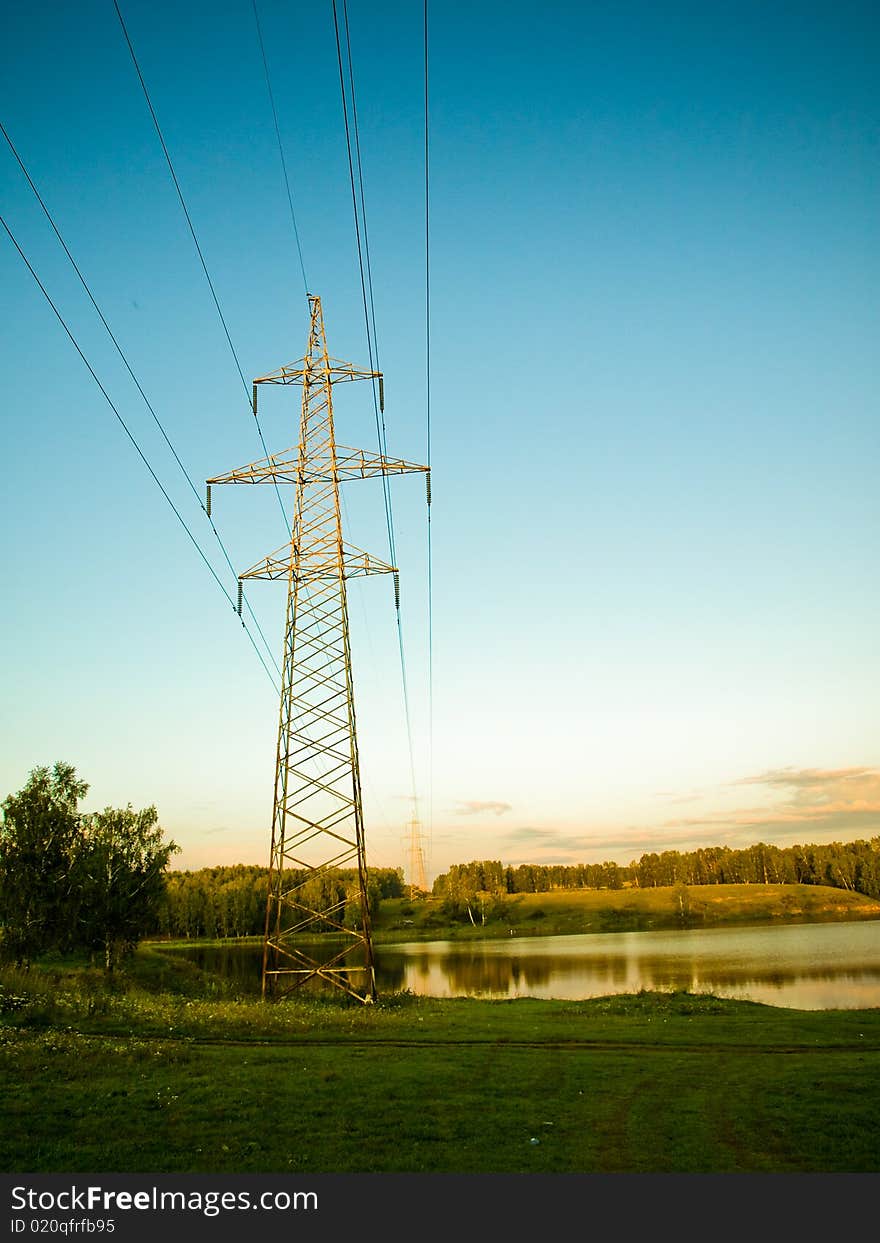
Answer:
[146,883,880,951]
[2,948,880,1173]
[370,883,880,942]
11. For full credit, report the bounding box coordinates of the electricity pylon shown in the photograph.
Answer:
[208,294,428,1002]
[405,817,428,897]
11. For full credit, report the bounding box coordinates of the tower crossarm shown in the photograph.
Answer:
[253,356,380,387]
[240,540,396,582]
[207,444,427,487]
[333,446,429,480]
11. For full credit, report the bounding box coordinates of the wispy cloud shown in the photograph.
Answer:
[454,800,513,817]
[733,766,880,805]
[493,767,880,864]
[504,826,586,850]
[499,823,722,862]
[643,767,880,854]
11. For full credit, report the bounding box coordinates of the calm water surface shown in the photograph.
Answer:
[173,919,880,1010]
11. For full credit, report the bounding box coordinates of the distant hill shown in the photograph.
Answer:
[371,883,880,942]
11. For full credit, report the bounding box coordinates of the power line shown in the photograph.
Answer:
[251,0,309,301]
[112,0,290,537]
[249,11,376,820]
[340,0,406,625]
[0,211,280,692]
[341,0,382,403]
[331,0,421,819]
[330,1,394,558]
[424,0,434,861]
[0,118,281,681]
[247,3,388,820]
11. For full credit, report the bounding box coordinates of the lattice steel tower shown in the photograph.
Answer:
[208,294,427,1001]
[405,818,428,897]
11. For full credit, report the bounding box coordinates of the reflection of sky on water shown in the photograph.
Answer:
[384,922,880,1010]
[171,921,880,1010]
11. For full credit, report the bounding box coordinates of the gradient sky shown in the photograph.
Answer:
[1,0,878,880]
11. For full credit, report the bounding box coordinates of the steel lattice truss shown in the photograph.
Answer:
[209,294,428,1001]
[405,817,428,898]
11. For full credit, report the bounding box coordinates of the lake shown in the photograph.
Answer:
[169,918,880,1010]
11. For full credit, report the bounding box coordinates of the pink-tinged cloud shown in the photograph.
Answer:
[454,800,513,818]
[652,766,880,850]
[500,823,756,863]
[498,766,880,864]
[732,766,880,811]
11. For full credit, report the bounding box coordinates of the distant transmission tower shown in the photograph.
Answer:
[208,294,428,1001]
[405,817,428,897]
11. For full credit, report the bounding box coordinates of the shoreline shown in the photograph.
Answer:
[147,882,880,949]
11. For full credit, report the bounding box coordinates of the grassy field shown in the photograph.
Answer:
[370,883,880,941]
[2,944,880,1173]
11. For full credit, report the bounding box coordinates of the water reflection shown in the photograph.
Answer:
[440,951,554,994]
[167,919,880,1010]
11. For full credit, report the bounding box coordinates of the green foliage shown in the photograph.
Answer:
[597,906,645,932]
[72,805,179,971]
[0,763,177,969]
[0,762,88,964]
[154,865,403,939]
[433,838,880,902]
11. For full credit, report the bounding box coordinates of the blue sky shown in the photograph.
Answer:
[1,1,878,879]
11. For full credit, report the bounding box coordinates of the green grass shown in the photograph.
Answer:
[2,949,880,1173]
[372,883,880,941]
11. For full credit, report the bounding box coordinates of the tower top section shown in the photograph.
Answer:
[253,293,381,391]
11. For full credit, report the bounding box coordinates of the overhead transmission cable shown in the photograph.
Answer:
[249,0,382,824]
[251,0,309,303]
[246,0,401,878]
[0,119,281,681]
[112,0,290,537]
[332,6,394,514]
[332,0,395,558]
[341,0,383,412]
[424,0,434,859]
[0,211,279,692]
[331,0,421,820]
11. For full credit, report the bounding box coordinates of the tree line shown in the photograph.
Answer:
[0,763,178,969]
[153,864,406,940]
[433,837,880,902]
[5,762,878,964]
